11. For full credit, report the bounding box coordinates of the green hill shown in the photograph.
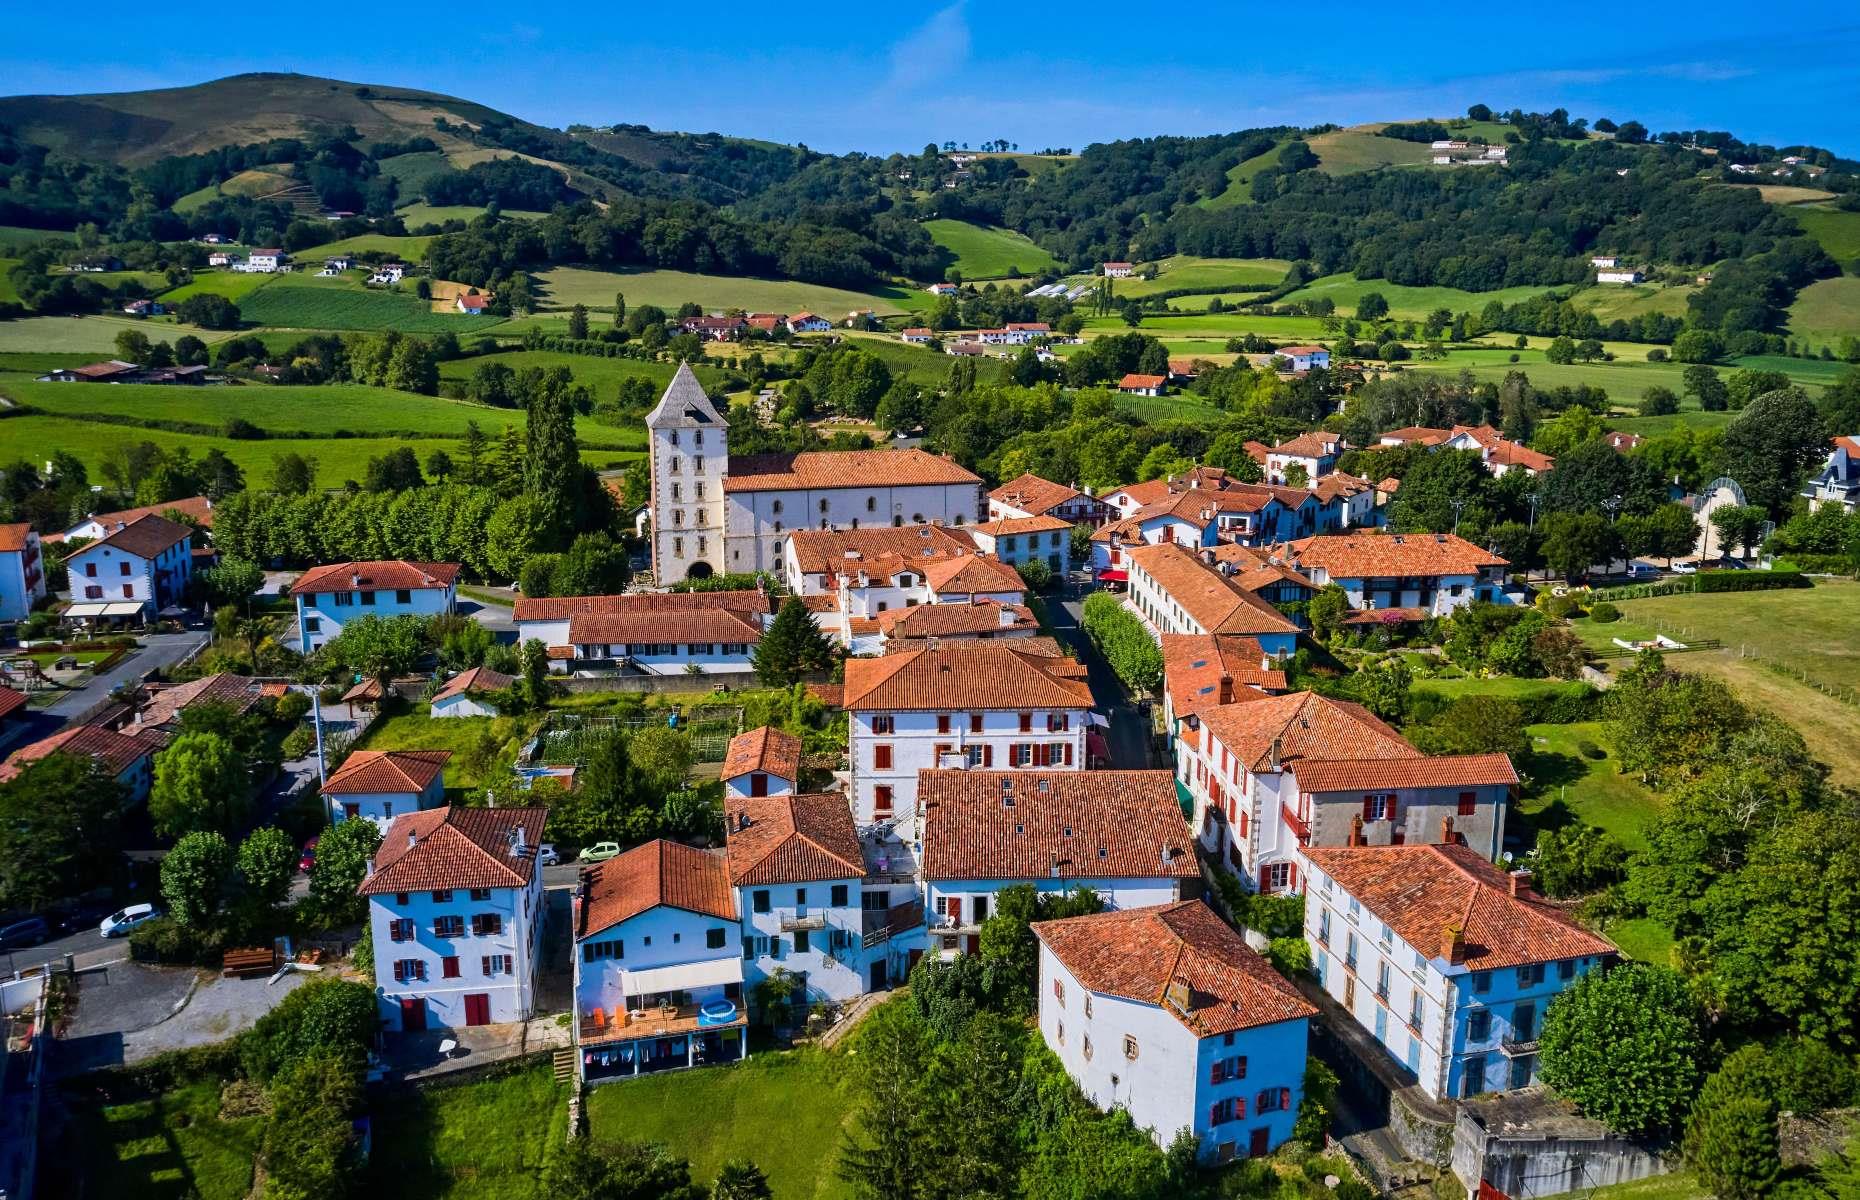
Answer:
[923,220,1058,279]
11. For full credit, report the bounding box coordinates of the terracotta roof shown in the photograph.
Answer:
[512,590,772,623]
[721,725,802,783]
[723,449,980,492]
[1277,345,1328,356]
[1125,543,1300,637]
[0,687,25,721]
[971,514,1072,537]
[0,724,158,781]
[1283,532,1507,580]
[1033,900,1317,1037]
[1377,477,1401,494]
[0,524,32,553]
[1161,633,1287,717]
[784,525,976,577]
[1270,431,1344,459]
[567,607,761,646]
[579,839,735,936]
[1289,754,1518,792]
[1202,544,1315,595]
[321,748,451,795]
[135,672,267,728]
[1312,471,1373,503]
[75,514,192,560]
[922,554,1024,596]
[63,496,214,540]
[358,805,547,895]
[989,473,1082,517]
[919,770,1199,881]
[1484,439,1555,473]
[1380,426,1452,446]
[843,643,1092,712]
[1833,435,1860,458]
[432,666,515,702]
[342,678,384,703]
[1195,691,1417,772]
[723,792,863,885]
[1302,843,1615,970]
[877,598,1037,639]
[1243,440,1272,465]
[290,560,460,596]
[1118,373,1167,389]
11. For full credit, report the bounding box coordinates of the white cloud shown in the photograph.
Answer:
[880,3,970,95]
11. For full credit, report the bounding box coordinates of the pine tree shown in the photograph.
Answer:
[1686,1093,1781,1200]
[523,368,581,544]
[568,304,589,340]
[752,597,835,687]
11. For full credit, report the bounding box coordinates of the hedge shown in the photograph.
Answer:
[1695,570,1810,593]
[1079,592,1163,694]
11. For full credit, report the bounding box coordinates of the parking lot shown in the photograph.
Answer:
[55,959,312,1075]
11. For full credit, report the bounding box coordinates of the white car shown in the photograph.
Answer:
[536,844,560,867]
[100,903,159,938]
[1671,561,1698,575]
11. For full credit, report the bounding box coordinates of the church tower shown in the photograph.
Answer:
[645,363,729,583]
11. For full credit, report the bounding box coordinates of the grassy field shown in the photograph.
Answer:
[923,219,1058,279]
[438,348,700,402]
[397,203,549,227]
[1310,126,1435,174]
[376,150,456,197]
[0,224,70,250]
[1113,391,1226,423]
[1202,142,1286,208]
[237,276,494,333]
[1108,256,1290,299]
[0,313,239,352]
[0,259,18,305]
[1789,206,1860,271]
[159,269,283,303]
[838,331,1004,387]
[1787,276,1860,350]
[353,706,525,788]
[1566,282,1698,322]
[1756,185,1836,205]
[535,266,920,318]
[3,377,525,437]
[586,1047,858,1200]
[289,232,435,261]
[52,1077,264,1200]
[366,1059,570,1199]
[1083,311,1337,341]
[219,165,297,198]
[1412,676,1593,704]
[1516,720,1663,853]
[1280,273,1551,320]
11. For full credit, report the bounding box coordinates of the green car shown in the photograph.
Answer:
[578,841,621,863]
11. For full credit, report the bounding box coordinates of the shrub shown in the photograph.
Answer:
[128,915,226,966]
[1543,594,1583,619]
[1080,592,1162,693]
[1696,570,1810,593]
[1015,558,1054,591]
[1575,738,1605,760]
[240,979,378,1082]
[1588,601,1621,623]
[281,725,315,759]
[271,690,311,724]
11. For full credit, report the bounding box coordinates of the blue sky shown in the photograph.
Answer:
[4,3,1856,157]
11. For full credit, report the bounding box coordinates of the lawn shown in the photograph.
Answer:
[1516,721,1663,853]
[585,1047,858,1200]
[1310,126,1435,174]
[836,331,1002,387]
[1787,276,1860,352]
[1202,141,1287,209]
[1113,391,1226,423]
[366,1059,570,1200]
[1109,256,1291,299]
[535,266,920,318]
[1582,1171,1707,1200]
[1412,676,1593,704]
[397,203,549,227]
[1278,273,1552,320]
[351,704,529,788]
[376,150,457,198]
[923,219,1058,279]
[237,276,498,333]
[52,1077,264,1200]
[159,269,279,303]
[1788,205,1860,272]
[0,259,18,305]
[438,348,694,401]
[1083,312,1338,342]
[1565,282,1698,322]
[0,313,239,353]
[0,224,70,250]
[288,232,436,262]
[4,378,518,437]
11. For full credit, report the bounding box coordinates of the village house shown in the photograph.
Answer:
[323,255,354,272]
[454,292,491,315]
[1158,633,1289,729]
[1377,426,1454,449]
[323,749,450,827]
[121,299,165,317]
[1443,425,1554,477]
[721,726,801,800]
[1279,532,1515,616]
[988,472,1115,528]
[1090,482,1335,574]
[966,514,1071,575]
[926,282,960,296]
[368,263,408,285]
[512,591,775,672]
[900,327,934,344]
[1123,542,1301,656]
[1265,432,1345,484]
[920,770,1199,956]
[54,496,213,544]
[1272,345,1331,374]
[572,840,749,1082]
[360,805,548,1033]
[787,312,832,333]
[875,597,1039,647]
[1302,844,1614,1100]
[781,524,977,597]
[0,724,161,804]
[1604,431,1645,453]
[843,642,1095,830]
[1595,267,1644,284]
[1102,262,1135,278]
[744,313,785,334]
[944,340,990,357]
[429,666,516,719]
[63,514,195,623]
[207,251,240,268]
[241,249,287,273]
[0,524,46,622]
[1589,255,1618,268]
[1118,373,1167,397]
[1313,471,1380,528]
[679,314,744,340]
[1035,900,1316,1159]
[129,671,277,733]
[1803,435,1860,512]
[289,560,460,655]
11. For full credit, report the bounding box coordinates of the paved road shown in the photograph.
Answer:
[42,631,210,719]
[458,588,517,640]
[1048,585,1152,770]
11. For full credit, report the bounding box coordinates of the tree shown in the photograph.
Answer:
[1644,503,1701,563]
[753,598,835,687]
[1016,557,1053,591]
[630,726,694,796]
[1684,364,1729,411]
[523,368,583,544]
[1545,336,1577,364]
[1539,962,1703,1136]
[1080,592,1163,693]
[242,977,379,1081]
[1639,386,1680,417]
[1720,387,1829,517]
[1281,462,1309,489]
[197,556,263,609]
[568,303,589,340]
[174,293,241,330]
[1685,1060,1783,1200]
[307,818,382,925]
[1539,511,1613,580]
[1416,696,1527,756]
[160,831,234,928]
[1355,292,1389,320]
[1710,504,1766,558]
[238,826,297,910]
[259,1051,365,1200]
[520,637,552,710]
[1307,584,1349,641]
[363,446,424,492]
[547,1139,702,1200]
[315,613,429,682]
[712,1160,773,1200]
[270,452,318,495]
[151,731,250,838]
[1673,329,1725,364]
[0,753,125,912]
[114,328,152,364]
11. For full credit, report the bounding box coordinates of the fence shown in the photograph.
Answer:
[1634,620,1860,710]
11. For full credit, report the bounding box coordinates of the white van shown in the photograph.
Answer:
[100,903,159,938]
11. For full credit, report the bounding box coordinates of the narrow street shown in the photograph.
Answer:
[1046,584,1152,770]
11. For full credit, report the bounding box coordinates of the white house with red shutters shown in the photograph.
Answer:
[290,560,459,654]
[322,749,451,827]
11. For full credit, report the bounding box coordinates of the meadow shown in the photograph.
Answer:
[0,225,68,250]
[1565,282,1698,322]
[1310,126,1435,174]
[1788,205,1860,270]
[159,269,280,303]
[0,313,238,353]
[1202,142,1286,208]
[365,1059,570,1200]
[535,266,921,318]
[1786,276,1860,350]
[1278,273,1552,320]
[289,231,435,261]
[1082,311,1337,341]
[4,377,516,436]
[923,218,1058,279]
[1107,256,1290,298]
[374,149,455,197]
[396,203,549,227]
[236,276,496,333]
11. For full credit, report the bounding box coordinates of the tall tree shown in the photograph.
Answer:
[150,731,251,838]
[1719,387,1828,517]
[753,598,836,686]
[0,753,125,911]
[1539,962,1704,1136]
[523,367,582,544]
[160,831,234,928]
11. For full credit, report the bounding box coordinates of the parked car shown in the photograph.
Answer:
[1672,561,1698,575]
[0,917,49,950]
[577,842,620,863]
[100,903,160,938]
[536,844,560,867]
[299,837,319,873]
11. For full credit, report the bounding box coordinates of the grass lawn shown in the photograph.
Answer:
[439,349,692,402]
[238,276,498,333]
[1565,282,1698,322]
[1411,677,1592,704]
[1787,276,1860,352]
[53,1077,263,1200]
[0,350,95,373]
[836,331,1004,387]
[1601,917,1677,968]
[0,259,19,305]
[366,1059,570,1200]
[351,704,529,788]
[1113,391,1226,423]
[1580,1171,1706,1200]
[397,203,550,227]
[923,219,1058,279]
[290,232,436,261]
[1279,273,1552,321]
[1789,205,1860,273]
[0,224,71,250]
[1202,142,1286,208]
[159,269,278,303]
[0,314,239,353]
[1310,127,1434,174]
[3,378,517,437]
[1109,257,1290,299]
[1516,721,1663,853]
[1083,312,1337,341]
[536,266,921,319]
[585,1047,858,1200]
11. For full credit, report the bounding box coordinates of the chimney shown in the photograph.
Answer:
[1439,816,1456,845]
[1508,869,1534,898]
[1348,814,1365,847]
[1200,548,1215,566]
[1218,675,1234,706]
[1442,923,1467,964]
[1049,852,1060,879]
[407,830,418,849]
[352,572,362,589]
[511,822,527,853]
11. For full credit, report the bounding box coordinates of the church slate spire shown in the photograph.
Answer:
[647,361,727,428]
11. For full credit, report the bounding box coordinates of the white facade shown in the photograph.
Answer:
[968,523,1069,573]
[66,533,192,616]
[927,876,1179,952]
[372,874,543,1031]
[849,708,1088,829]
[1596,269,1644,284]
[737,878,873,1003]
[430,692,500,719]
[295,579,455,654]
[329,775,446,828]
[724,480,983,578]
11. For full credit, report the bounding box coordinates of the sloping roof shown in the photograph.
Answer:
[785,525,976,577]
[1125,543,1300,637]
[922,553,1024,596]
[321,749,451,795]
[1203,544,1316,596]
[1302,843,1615,970]
[877,597,1037,639]
[291,560,460,595]
[720,726,802,783]
[135,671,268,728]
[1118,373,1167,389]
[971,514,1073,538]
[74,514,192,560]
[1271,431,1344,459]
[0,524,32,553]
[844,642,1091,712]
[646,361,725,427]
[0,687,26,721]
[1484,439,1555,473]
[1160,633,1287,717]
[1283,532,1507,580]
[1289,754,1518,792]
[920,770,1199,881]
[432,666,516,703]
[62,496,213,539]
[724,449,980,493]
[567,607,762,646]
[723,792,863,885]
[579,839,736,937]
[1380,426,1452,446]
[0,724,158,781]
[1195,690,1417,772]
[512,590,773,623]
[1312,471,1373,504]
[1033,900,1316,1037]
[359,805,547,895]
[989,473,1082,517]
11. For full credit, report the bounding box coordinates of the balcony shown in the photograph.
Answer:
[779,910,826,932]
[579,1001,745,1048]
[1280,803,1310,845]
[1500,1035,1539,1057]
[861,900,923,949]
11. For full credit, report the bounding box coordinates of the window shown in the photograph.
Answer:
[359,590,376,606]
[819,499,829,514]
[433,915,464,939]
[1018,712,1033,733]
[1409,991,1424,1029]
[1510,1054,1536,1090]
[1468,1010,1491,1041]
[122,585,133,598]
[1123,1035,1139,1060]
[1052,977,1065,1005]
[772,500,783,515]
[937,714,952,734]
[119,561,131,577]
[831,884,848,906]
[471,913,503,936]
[441,956,461,979]
[1517,962,1546,988]
[1317,909,1330,946]
[392,959,426,984]
[794,930,811,954]
[1463,1054,1488,1097]
[706,928,727,949]
[871,715,894,735]
[874,786,894,817]
[970,713,984,734]
[1210,1055,1247,1083]
[581,940,623,962]
[1345,932,1358,971]
[1056,1020,1065,1047]
[1472,971,1492,995]
[84,562,96,578]
[1256,1087,1292,1113]
[1512,1002,1537,1042]
[873,744,893,770]
[469,888,491,902]
[1557,958,1577,982]
[1457,791,1477,817]
[1376,960,1391,1000]
[1210,1096,1246,1124]
[1047,713,1069,732]
[389,918,415,942]
[394,893,410,907]
[1362,793,1397,822]
[866,497,876,512]
[1082,1035,1093,1060]
[753,890,771,913]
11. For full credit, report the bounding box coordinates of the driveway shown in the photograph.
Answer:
[1049,586,1152,769]
[55,960,312,1075]
[43,631,210,720]
[458,592,515,640]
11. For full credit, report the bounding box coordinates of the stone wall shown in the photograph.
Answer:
[1449,1092,1670,1199]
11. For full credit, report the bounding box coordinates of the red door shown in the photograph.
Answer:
[963,934,980,955]
[464,994,491,1026]
[399,997,426,1031]
[1249,1128,1270,1158]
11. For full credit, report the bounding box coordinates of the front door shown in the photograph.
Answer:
[963,934,980,955]
[1249,1128,1270,1158]
[870,959,889,990]
[464,993,491,1026]
[399,997,426,1032]
[907,948,923,975]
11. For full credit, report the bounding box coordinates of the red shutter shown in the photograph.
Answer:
[1288,863,1299,891]
[1258,866,1270,891]
[1237,1055,1247,1079]
[983,744,993,767]
[1280,1087,1292,1110]
[1064,742,1074,766]
[1210,1062,1222,1085]
[1237,1095,1247,1117]
[1387,796,1399,823]
[1363,796,1375,821]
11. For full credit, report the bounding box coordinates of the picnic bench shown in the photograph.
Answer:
[222,947,279,979]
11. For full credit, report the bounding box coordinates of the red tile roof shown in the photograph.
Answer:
[1125,543,1300,637]
[721,726,802,783]
[0,687,25,721]
[989,473,1082,517]
[1302,843,1614,970]
[877,598,1036,639]
[512,590,772,623]
[0,724,158,781]
[922,554,1024,596]
[135,671,268,728]
[75,514,192,560]
[432,666,515,703]
[1283,532,1506,580]
[358,805,547,895]
[970,514,1072,537]
[291,560,460,596]
[1288,754,1518,792]
[567,607,761,646]
[1033,900,1316,1036]
[579,839,736,936]
[0,524,32,553]
[843,643,1092,712]
[1160,633,1287,717]
[321,749,450,795]
[1195,691,1416,773]
[723,792,863,885]
[1380,426,1452,446]
[785,525,977,578]
[1270,431,1344,459]
[920,770,1199,881]
[723,449,980,492]
[1118,373,1167,390]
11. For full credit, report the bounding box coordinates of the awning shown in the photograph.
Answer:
[622,957,743,996]
[1096,569,1128,582]
[64,600,145,618]
[1087,731,1111,763]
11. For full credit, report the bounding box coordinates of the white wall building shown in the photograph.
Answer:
[360,805,548,1032]
[0,524,46,622]
[966,515,1070,574]
[290,560,459,655]
[1123,542,1302,657]
[988,472,1115,528]
[322,749,450,827]
[721,725,801,800]
[63,514,195,621]
[429,666,515,719]
[513,591,776,673]
[1280,532,1514,615]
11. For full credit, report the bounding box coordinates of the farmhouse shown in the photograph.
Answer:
[787,312,831,333]
[323,749,450,827]
[130,671,275,733]
[63,514,195,622]
[900,327,934,343]
[1272,345,1331,374]
[454,292,491,314]
[430,666,516,718]
[926,282,960,296]
[1035,900,1315,1158]
[1102,262,1135,278]
[1118,373,1167,396]
[0,524,46,622]
[241,249,287,273]
[1279,531,1514,615]
[1595,267,1644,284]
[679,314,743,340]
[289,560,460,654]
[369,263,408,285]
[1589,255,1619,268]
[207,251,240,267]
